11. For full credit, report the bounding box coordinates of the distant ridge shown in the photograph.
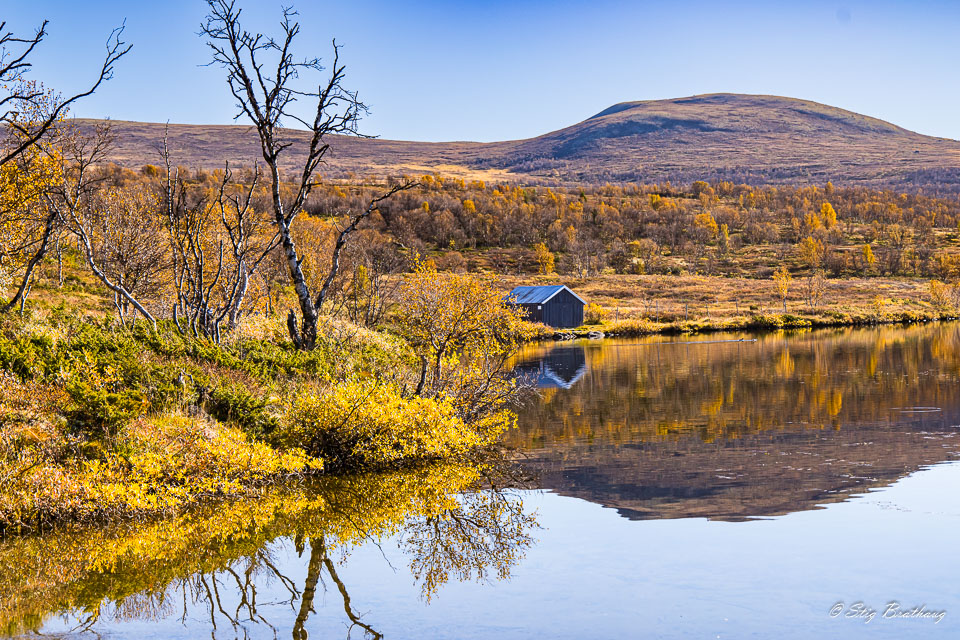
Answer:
[74,93,960,192]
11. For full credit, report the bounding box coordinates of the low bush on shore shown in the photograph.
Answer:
[275,380,513,471]
[552,307,944,340]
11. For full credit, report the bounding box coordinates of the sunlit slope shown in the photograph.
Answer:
[75,93,960,190]
[490,93,960,187]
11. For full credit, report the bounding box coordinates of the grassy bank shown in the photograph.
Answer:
[497,273,950,339]
[0,303,519,534]
[561,308,943,340]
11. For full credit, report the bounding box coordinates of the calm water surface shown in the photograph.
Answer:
[9,324,960,639]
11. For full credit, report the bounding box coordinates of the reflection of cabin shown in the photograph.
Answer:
[507,285,585,328]
[514,347,587,389]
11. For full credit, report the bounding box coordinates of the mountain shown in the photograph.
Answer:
[74,93,960,191]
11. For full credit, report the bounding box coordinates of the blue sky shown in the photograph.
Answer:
[4,1,959,142]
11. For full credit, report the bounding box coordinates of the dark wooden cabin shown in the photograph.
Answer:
[507,285,585,328]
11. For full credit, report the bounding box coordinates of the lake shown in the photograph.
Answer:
[6,323,960,639]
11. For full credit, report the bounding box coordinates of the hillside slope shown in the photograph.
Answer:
[75,93,960,191]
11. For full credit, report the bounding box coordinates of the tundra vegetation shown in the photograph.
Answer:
[0,5,533,534]
[2,2,960,535]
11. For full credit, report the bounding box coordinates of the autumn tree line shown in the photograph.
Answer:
[10,148,960,330]
[333,176,960,281]
[1,127,381,331]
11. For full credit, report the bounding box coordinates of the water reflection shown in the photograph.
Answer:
[513,345,588,389]
[0,463,538,639]
[9,323,960,639]
[507,325,960,521]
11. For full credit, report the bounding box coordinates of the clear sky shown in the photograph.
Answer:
[4,1,959,142]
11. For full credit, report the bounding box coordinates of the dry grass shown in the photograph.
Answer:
[494,273,937,326]
[17,248,942,338]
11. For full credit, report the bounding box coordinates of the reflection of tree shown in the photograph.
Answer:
[89,548,303,639]
[289,535,383,640]
[293,539,324,640]
[190,550,297,637]
[509,324,960,448]
[0,462,538,638]
[404,490,538,600]
[317,536,383,640]
[509,324,960,521]
[190,493,535,639]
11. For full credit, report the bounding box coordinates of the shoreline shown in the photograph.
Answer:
[544,309,953,341]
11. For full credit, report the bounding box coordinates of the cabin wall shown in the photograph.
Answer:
[543,289,583,328]
[511,303,543,323]
[508,287,584,328]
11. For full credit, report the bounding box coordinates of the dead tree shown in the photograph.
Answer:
[161,144,215,337]
[214,163,280,329]
[0,20,130,168]
[58,124,161,328]
[162,136,279,340]
[201,0,414,349]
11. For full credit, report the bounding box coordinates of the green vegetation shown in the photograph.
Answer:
[0,266,528,533]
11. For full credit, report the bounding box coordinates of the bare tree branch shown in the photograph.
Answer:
[201,0,413,349]
[315,181,415,310]
[0,21,131,167]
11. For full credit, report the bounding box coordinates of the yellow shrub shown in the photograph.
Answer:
[0,413,317,530]
[604,318,655,336]
[276,381,511,470]
[929,279,951,310]
[119,415,316,484]
[584,303,610,324]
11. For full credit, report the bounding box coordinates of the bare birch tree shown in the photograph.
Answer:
[201,0,414,349]
[161,136,279,340]
[56,124,162,328]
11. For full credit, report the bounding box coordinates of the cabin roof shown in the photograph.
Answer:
[508,285,585,305]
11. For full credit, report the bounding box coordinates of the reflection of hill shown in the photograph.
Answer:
[508,326,960,521]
